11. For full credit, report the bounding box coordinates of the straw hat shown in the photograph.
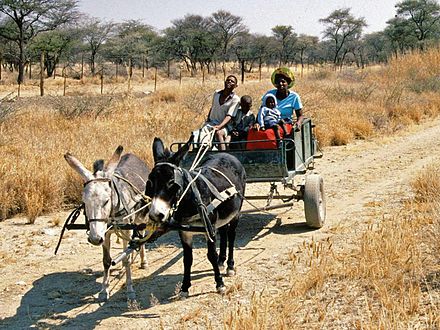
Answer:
[271,67,295,88]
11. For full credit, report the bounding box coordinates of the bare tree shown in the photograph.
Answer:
[0,0,78,84]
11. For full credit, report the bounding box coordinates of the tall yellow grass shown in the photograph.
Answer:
[2,49,440,221]
[221,164,440,329]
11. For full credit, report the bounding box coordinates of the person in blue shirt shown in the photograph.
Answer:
[256,67,304,131]
[256,93,287,147]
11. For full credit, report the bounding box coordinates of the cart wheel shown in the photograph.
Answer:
[304,174,326,228]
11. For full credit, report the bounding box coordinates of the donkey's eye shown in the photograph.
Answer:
[145,180,153,197]
[166,180,175,189]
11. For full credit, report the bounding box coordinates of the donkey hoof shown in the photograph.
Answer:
[98,290,109,301]
[218,263,225,272]
[180,291,189,299]
[226,268,236,277]
[217,285,226,295]
[127,298,140,311]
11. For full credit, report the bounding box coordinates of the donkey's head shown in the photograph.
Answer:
[146,137,192,224]
[64,146,123,245]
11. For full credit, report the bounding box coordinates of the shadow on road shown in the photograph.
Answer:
[0,210,313,328]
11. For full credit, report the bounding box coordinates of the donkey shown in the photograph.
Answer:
[146,137,246,297]
[64,146,150,303]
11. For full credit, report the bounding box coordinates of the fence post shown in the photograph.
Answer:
[100,69,104,94]
[241,59,245,84]
[128,57,132,92]
[29,61,32,80]
[63,66,67,96]
[80,54,84,81]
[0,57,2,81]
[259,58,262,82]
[40,52,44,96]
[115,61,119,80]
[202,65,205,85]
[154,66,157,92]
[142,55,145,78]
[179,66,182,86]
[53,63,56,79]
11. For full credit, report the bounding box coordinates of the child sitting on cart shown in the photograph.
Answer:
[229,95,255,150]
[255,93,287,147]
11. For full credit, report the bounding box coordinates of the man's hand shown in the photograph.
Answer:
[253,123,260,131]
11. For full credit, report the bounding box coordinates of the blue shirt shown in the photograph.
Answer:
[262,89,302,123]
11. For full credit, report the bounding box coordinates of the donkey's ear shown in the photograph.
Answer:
[64,152,94,182]
[93,159,105,174]
[106,145,123,174]
[170,135,193,165]
[152,137,166,163]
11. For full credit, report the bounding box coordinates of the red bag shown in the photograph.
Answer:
[246,124,292,150]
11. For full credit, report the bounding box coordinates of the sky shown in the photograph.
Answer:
[78,0,399,38]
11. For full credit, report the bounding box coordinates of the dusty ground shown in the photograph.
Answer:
[1,118,440,329]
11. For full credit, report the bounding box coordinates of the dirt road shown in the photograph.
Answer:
[1,118,440,329]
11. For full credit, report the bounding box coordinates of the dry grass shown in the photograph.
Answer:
[222,165,440,329]
[2,50,440,221]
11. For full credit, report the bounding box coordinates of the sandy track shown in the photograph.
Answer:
[1,118,440,329]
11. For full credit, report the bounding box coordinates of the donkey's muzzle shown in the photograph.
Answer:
[88,235,104,246]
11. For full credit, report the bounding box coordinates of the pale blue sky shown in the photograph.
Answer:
[78,0,399,37]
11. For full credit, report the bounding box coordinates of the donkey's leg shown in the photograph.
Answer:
[139,229,147,269]
[226,216,239,276]
[217,225,228,271]
[139,245,147,269]
[206,236,225,294]
[122,235,136,302]
[98,231,112,301]
[180,231,193,297]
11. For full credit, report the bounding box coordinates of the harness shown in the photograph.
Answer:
[54,173,154,255]
[155,162,239,242]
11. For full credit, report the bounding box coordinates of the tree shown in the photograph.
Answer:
[395,0,440,49]
[385,17,418,56]
[209,10,248,66]
[161,15,216,76]
[105,20,158,71]
[80,17,115,75]
[29,27,81,77]
[319,8,367,68]
[0,0,78,83]
[296,34,319,74]
[271,25,297,65]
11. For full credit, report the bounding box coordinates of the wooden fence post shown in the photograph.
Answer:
[63,66,67,96]
[100,69,104,94]
[80,54,84,81]
[29,61,32,80]
[241,59,245,84]
[40,52,44,96]
[179,66,182,86]
[128,57,132,92]
[142,55,145,78]
[115,61,119,80]
[0,57,2,81]
[154,66,157,92]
